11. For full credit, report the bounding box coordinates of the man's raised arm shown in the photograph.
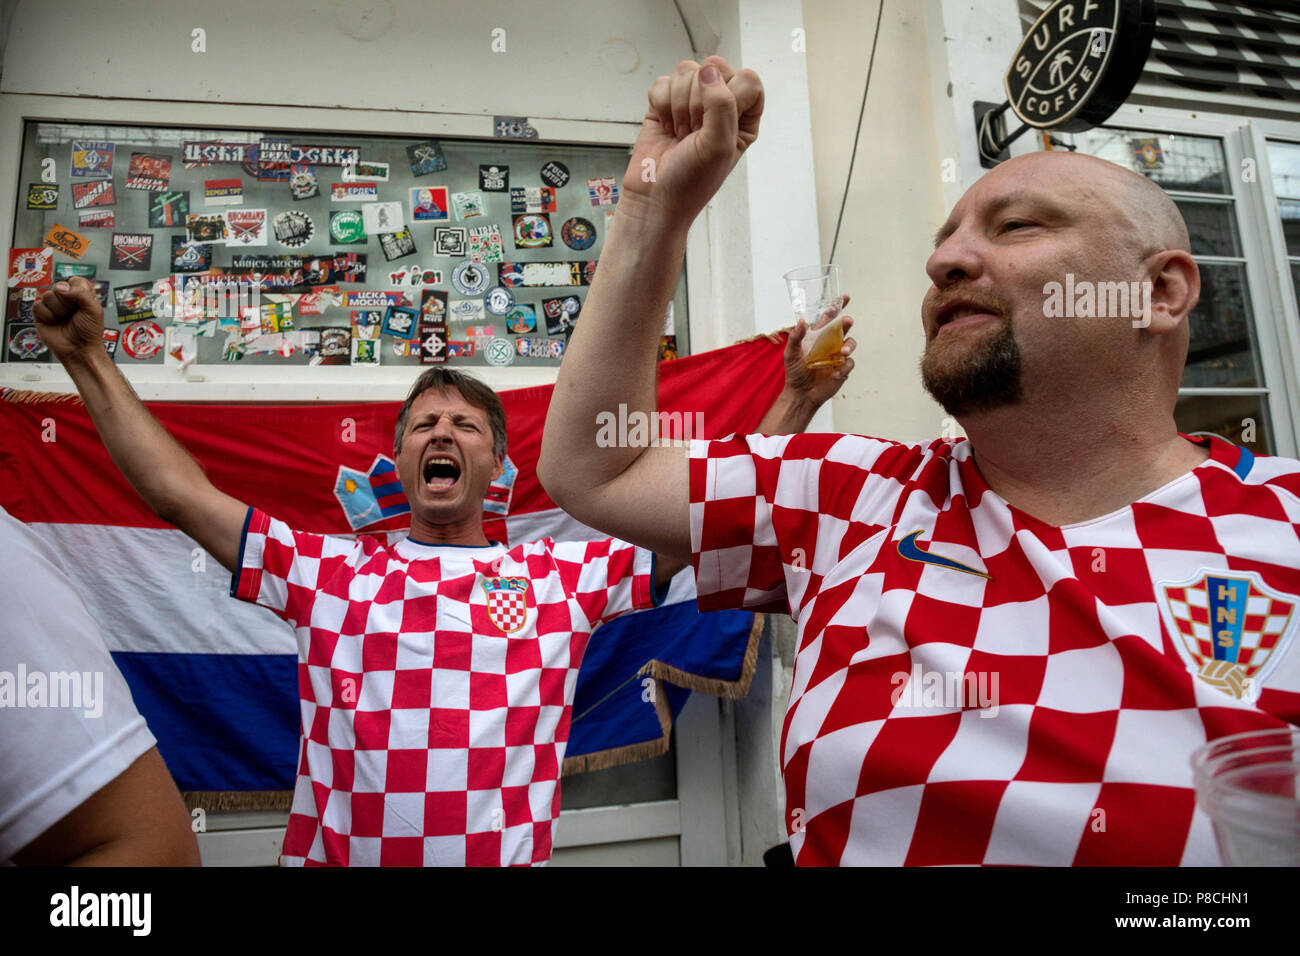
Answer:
[539,57,764,563]
[33,278,247,572]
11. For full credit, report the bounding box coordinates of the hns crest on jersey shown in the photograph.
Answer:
[482,577,529,633]
[1158,569,1297,701]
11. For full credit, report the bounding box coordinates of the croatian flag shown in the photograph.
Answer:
[0,338,786,800]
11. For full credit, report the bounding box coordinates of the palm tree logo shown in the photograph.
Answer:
[1047,49,1074,86]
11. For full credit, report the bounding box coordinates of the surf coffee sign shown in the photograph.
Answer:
[976,0,1155,165]
[1005,0,1156,130]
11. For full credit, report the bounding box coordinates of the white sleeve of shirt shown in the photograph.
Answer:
[0,507,157,862]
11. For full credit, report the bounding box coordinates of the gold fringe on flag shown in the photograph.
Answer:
[0,387,82,404]
[561,613,765,776]
[183,790,294,812]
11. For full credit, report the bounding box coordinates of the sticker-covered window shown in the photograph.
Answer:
[6,123,689,369]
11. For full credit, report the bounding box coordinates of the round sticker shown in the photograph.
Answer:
[513,214,551,249]
[484,285,515,315]
[484,336,515,367]
[452,259,491,296]
[122,320,165,360]
[561,217,597,251]
[273,210,315,248]
[540,161,570,188]
[506,305,536,334]
[330,210,365,244]
[8,326,47,360]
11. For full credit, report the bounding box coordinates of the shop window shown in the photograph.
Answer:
[6,122,688,369]
[1069,127,1276,453]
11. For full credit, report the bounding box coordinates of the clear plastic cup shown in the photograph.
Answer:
[1191,728,1300,866]
[783,264,843,369]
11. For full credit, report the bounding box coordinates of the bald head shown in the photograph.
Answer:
[988,151,1191,257]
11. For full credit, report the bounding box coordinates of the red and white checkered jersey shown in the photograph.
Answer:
[231,507,658,866]
[689,432,1300,865]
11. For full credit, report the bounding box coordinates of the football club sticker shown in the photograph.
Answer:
[313,327,351,365]
[561,217,597,250]
[329,210,366,245]
[171,236,212,273]
[225,208,269,246]
[148,191,189,228]
[540,161,570,189]
[419,320,448,365]
[362,201,404,235]
[7,326,47,361]
[27,184,58,210]
[204,178,243,205]
[71,141,115,178]
[512,214,552,248]
[110,233,154,271]
[273,210,315,248]
[121,320,165,360]
[1158,568,1298,701]
[410,186,450,221]
[433,226,468,257]
[484,285,514,315]
[125,153,171,191]
[289,164,320,200]
[449,299,484,322]
[332,181,379,202]
[420,289,448,321]
[78,209,115,229]
[494,116,538,139]
[483,336,514,367]
[342,161,389,182]
[6,288,39,322]
[497,261,585,288]
[72,180,115,209]
[452,191,485,220]
[54,262,97,280]
[378,227,417,262]
[515,336,532,357]
[8,248,54,288]
[510,187,556,215]
[468,224,504,263]
[479,164,508,192]
[44,224,90,260]
[102,328,121,357]
[446,340,474,359]
[452,259,491,296]
[543,294,582,335]
[588,176,619,206]
[187,213,228,244]
[351,336,380,366]
[381,304,419,338]
[506,304,536,334]
[407,140,448,177]
[350,309,383,339]
[114,282,160,320]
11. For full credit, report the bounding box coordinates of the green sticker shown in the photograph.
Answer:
[55,262,97,279]
[330,210,366,245]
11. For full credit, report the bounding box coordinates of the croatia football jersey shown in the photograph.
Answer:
[231,507,661,866]
[689,432,1300,866]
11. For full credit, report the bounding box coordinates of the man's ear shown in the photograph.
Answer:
[1142,249,1200,335]
[492,454,505,480]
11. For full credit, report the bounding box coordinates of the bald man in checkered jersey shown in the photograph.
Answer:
[538,56,1300,865]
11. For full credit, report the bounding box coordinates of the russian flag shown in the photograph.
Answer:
[0,338,786,802]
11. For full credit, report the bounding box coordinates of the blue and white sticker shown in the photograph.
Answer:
[484,285,515,315]
[451,259,491,296]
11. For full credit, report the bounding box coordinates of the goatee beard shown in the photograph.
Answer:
[920,321,1023,418]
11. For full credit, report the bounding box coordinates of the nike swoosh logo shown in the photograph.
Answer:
[897,530,992,579]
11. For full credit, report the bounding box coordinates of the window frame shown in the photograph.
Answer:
[1079,103,1300,458]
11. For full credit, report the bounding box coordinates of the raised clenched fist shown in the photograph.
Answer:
[621,55,764,225]
[33,277,106,362]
